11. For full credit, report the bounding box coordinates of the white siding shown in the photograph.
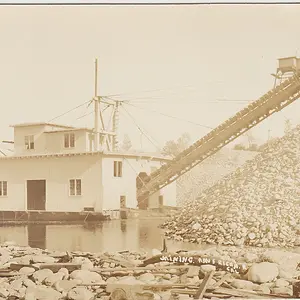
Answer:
[101,157,176,210]
[0,155,103,212]
[14,125,47,155]
[45,131,88,153]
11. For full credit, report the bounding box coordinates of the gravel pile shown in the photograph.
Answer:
[177,148,258,205]
[162,125,300,248]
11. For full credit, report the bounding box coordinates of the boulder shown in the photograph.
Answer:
[247,262,279,283]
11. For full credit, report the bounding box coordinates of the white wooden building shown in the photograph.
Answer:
[0,122,176,216]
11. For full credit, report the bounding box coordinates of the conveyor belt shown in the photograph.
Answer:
[137,71,300,202]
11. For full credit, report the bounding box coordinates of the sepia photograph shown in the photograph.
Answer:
[0,2,300,299]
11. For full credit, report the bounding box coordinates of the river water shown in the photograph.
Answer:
[0,219,203,253]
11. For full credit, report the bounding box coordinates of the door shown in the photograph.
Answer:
[27,180,46,211]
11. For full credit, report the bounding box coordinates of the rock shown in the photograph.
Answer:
[256,284,271,294]
[23,278,36,287]
[54,279,79,292]
[10,278,24,290]
[199,265,216,274]
[44,272,65,286]
[57,268,69,279]
[19,267,36,275]
[231,279,255,290]
[72,257,94,270]
[117,276,145,285]
[139,273,156,282]
[0,288,9,298]
[271,287,293,296]
[70,270,103,284]
[275,278,289,287]
[187,266,201,277]
[106,277,117,283]
[247,262,279,283]
[192,222,201,230]
[67,287,94,300]
[25,286,62,300]
[33,269,54,283]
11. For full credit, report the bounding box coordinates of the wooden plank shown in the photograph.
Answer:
[91,265,189,273]
[211,273,231,289]
[214,287,280,299]
[9,263,39,271]
[194,270,215,299]
[0,271,19,277]
[171,289,229,299]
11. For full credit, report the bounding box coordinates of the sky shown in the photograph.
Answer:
[1,5,300,152]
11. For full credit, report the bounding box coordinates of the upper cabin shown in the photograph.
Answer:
[11,122,99,156]
[277,56,300,74]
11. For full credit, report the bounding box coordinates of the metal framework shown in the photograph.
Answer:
[93,58,122,152]
[137,64,300,202]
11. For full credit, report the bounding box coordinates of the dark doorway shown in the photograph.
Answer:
[27,223,46,249]
[27,180,46,211]
[136,172,150,210]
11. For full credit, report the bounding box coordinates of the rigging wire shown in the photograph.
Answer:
[124,102,214,130]
[103,85,195,98]
[120,106,162,153]
[76,104,110,121]
[48,100,91,123]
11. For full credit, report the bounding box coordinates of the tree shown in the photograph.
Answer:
[162,132,191,156]
[120,134,132,151]
[233,144,245,151]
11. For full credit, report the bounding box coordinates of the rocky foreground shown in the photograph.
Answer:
[1,241,300,299]
[162,125,300,249]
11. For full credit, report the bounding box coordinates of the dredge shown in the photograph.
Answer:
[137,56,300,206]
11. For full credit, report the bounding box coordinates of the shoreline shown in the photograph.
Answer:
[0,241,300,299]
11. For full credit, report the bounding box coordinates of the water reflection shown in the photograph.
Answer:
[120,220,127,233]
[28,223,46,249]
[0,219,206,253]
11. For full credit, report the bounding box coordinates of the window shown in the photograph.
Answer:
[0,181,7,197]
[113,161,123,177]
[64,133,75,148]
[25,135,34,150]
[69,179,81,196]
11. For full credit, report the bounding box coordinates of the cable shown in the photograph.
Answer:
[124,102,214,130]
[120,106,162,153]
[119,110,160,151]
[48,100,91,123]
[76,104,110,121]
[103,85,195,98]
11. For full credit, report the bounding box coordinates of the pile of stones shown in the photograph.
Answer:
[177,148,257,205]
[162,125,300,248]
[0,241,300,299]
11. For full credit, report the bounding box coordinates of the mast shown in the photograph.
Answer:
[112,101,120,151]
[94,58,100,151]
